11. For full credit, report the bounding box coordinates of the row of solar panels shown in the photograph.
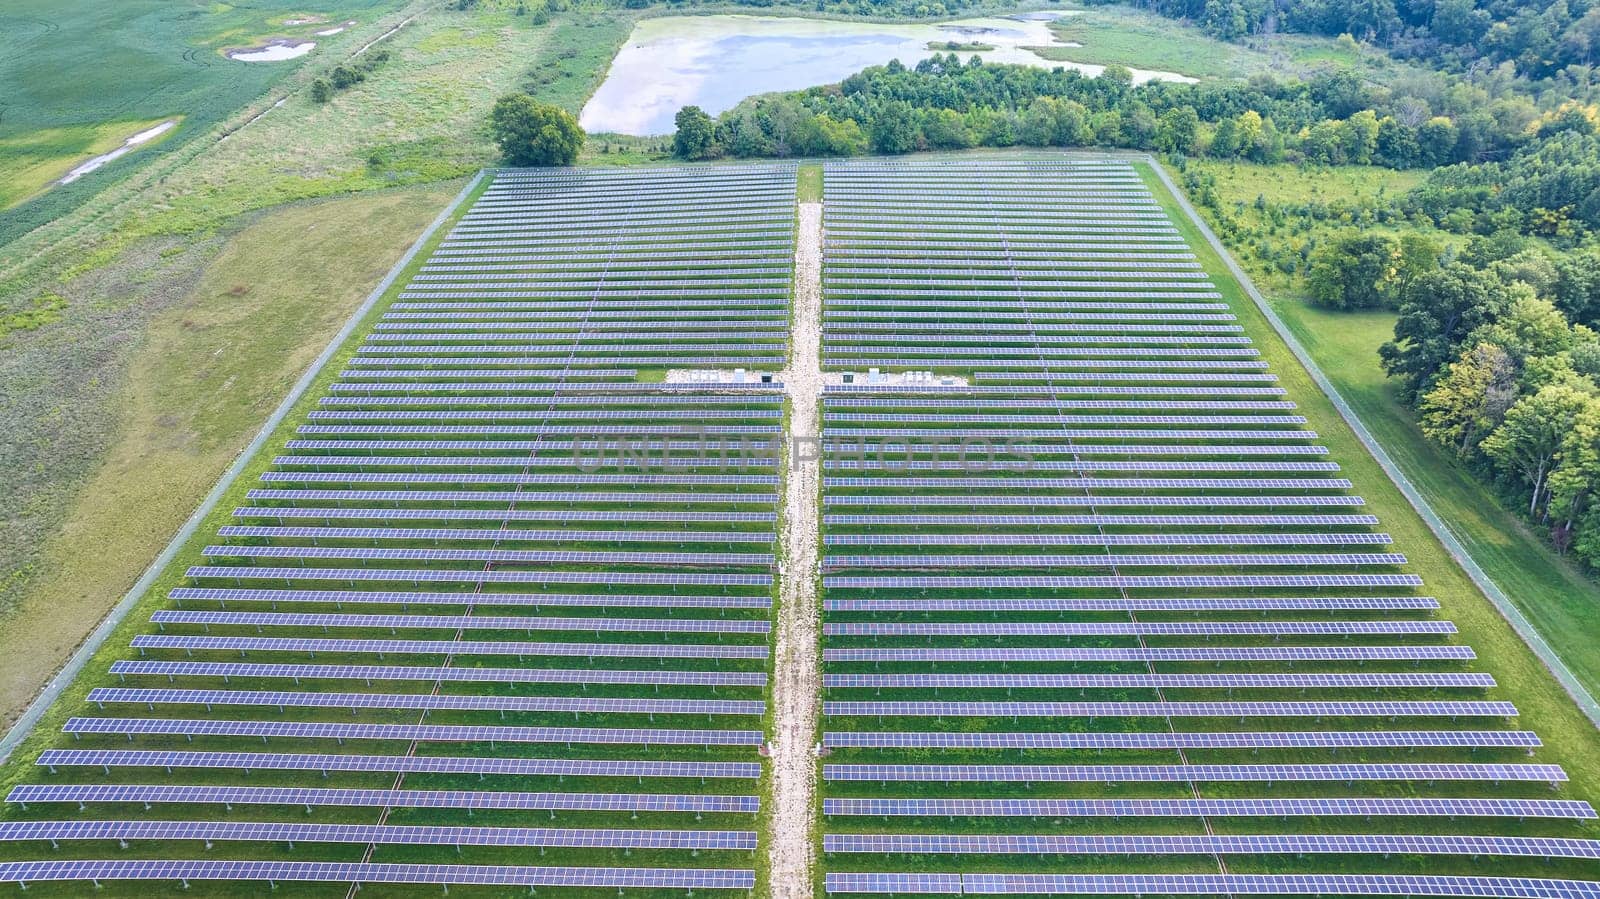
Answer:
[822,873,1600,897]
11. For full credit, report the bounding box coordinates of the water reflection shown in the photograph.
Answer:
[580,13,1194,136]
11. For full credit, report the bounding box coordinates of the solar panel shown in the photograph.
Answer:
[220,525,776,543]
[820,479,1346,492]
[65,717,763,746]
[0,820,758,851]
[168,587,773,609]
[152,610,771,634]
[821,444,1322,458]
[109,660,766,686]
[132,634,769,658]
[926,873,1600,898]
[822,430,1303,443]
[822,701,1514,718]
[185,566,773,587]
[299,413,784,428]
[0,860,756,890]
[271,455,778,470]
[821,833,1600,859]
[823,574,1425,589]
[819,797,1595,819]
[825,534,1389,547]
[822,385,1276,395]
[823,461,1337,474]
[87,688,764,717]
[199,545,774,568]
[823,620,1452,636]
[246,489,778,506]
[824,873,964,895]
[824,515,1373,527]
[824,496,1360,508]
[823,646,1472,662]
[7,784,759,814]
[821,763,1564,783]
[233,507,777,524]
[823,596,1439,612]
[819,730,1537,749]
[37,750,762,779]
[284,439,780,454]
[822,673,1494,690]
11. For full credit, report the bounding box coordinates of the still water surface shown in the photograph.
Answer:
[580,13,1194,136]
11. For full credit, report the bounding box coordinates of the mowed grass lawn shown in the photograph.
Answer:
[1035,5,1376,81]
[1141,160,1600,805]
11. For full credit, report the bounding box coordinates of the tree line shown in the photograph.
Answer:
[671,55,1549,170]
[1377,241,1600,565]
[1114,0,1600,88]
[1173,138,1600,568]
[673,54,1600,238]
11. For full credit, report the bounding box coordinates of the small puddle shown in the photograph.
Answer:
[58,120,178,185]
[316,21,355,36]
[229,41,316,62]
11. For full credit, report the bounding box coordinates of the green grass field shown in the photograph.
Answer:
[0,0,416,243]
[0,182,458,729]
[0,117,179,210]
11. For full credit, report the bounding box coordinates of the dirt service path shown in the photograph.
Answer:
[769,200,823,898]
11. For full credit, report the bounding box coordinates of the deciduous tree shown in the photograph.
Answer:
[673,105,719,159]
[490,94,584,166]
[1482,383,1592,517]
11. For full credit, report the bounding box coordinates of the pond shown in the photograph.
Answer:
[228,41,316,62]
[579,13,1195,136]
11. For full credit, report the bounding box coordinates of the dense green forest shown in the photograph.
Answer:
[1112,0,1600,85]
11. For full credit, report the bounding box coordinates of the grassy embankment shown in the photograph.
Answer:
[1181,158,1600,707]
[1142,158,1600,810]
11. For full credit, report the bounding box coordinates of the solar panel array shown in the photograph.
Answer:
[6,155,1599,896]
[815,157,1598,895]
[0,165,793,891]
